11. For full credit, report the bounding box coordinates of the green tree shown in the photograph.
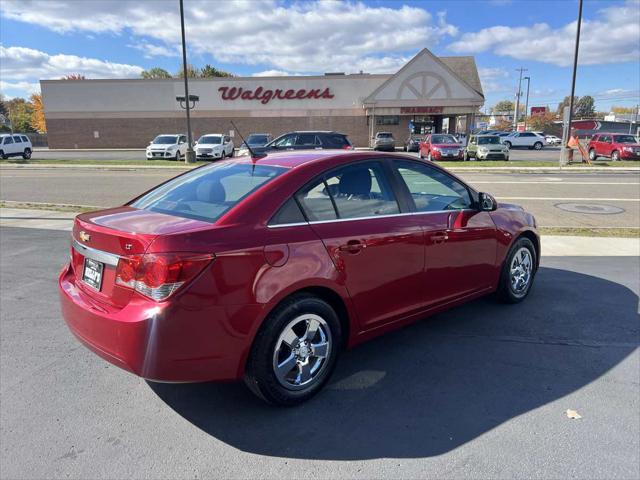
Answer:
[574,95,595,118]
[141,67,172,79]
[557,95,578,114]
[200,64,234,78]
[0,94,7,118]
[176,64,200,78]
[527,111,557,133]
[6,98,36,132]
[492,100,514,113]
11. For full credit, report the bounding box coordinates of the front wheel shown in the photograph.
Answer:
[22,148,32,160]
[174,151,182,161]
[497,237,537,303]
[611,150,620,161]
[463,151,469,161]
[244,294,341,406]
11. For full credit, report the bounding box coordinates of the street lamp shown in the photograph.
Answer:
[522,76,531,131]
[178,0,196,164]
[176,95,199,110]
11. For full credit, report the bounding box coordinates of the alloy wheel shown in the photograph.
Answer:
[509,247,533,297]
[272,314,332,390]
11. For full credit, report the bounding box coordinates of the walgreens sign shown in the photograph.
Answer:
[218,86,334,105]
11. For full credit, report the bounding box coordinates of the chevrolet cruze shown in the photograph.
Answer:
[59,151,539,405]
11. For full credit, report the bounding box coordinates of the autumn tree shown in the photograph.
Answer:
[141,68,172,79]
[527,111,557,133]
[63,74,87,80]
[492,100,514,113]
[30,93,46,133]
[611,106,636,114]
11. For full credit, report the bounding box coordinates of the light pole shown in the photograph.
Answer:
[523,76,531,131]
[561,0,584,166]
[513,67,527,130]
[179,0,196,163]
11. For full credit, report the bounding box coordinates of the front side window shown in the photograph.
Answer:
[3,137,13,145]
[601,135,611,143]
[393,160,472,212]
[273,134,296,148]
[297,162,399,221]
[131,163,285,223]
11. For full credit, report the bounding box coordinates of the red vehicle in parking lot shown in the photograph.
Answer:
[419,134,465,161]
[588,133,640,161]
[59,150,539,405]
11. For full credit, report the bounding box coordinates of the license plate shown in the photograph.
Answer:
[82,257,104,291]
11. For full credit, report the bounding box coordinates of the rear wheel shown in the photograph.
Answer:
[533,141,543,150]
[0,150,6,160]
[504,141,512,149]
[497,237,537,303]
[589,148,597,161]
[244,294,341,406]
[611,150,620,161]
[22,148,32,159]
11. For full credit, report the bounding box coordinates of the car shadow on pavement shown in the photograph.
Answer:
[148,266,639,460]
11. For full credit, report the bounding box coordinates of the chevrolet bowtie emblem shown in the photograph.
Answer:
[79,231,91,242]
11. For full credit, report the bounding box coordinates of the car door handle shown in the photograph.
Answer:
[431,232,449,244]
[338,240,366,254]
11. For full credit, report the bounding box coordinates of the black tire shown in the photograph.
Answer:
[533,141,543,150]
[611,150,620,161]
[228,148,234,158]
[244,293,342,406]
[427,151,432,162]
[589,148,597,161]
[504,141,512,149]
[0,150,6,160]
[174,151,181,161]
[419,151,424,160]
[221,150,226,160]
[463,151,469,161]
[22,148,32,160]
[497,237,537,303]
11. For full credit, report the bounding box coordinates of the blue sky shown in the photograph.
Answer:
[1,0,638,112]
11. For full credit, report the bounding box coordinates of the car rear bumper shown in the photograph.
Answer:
[375,144,395,151]
[58,263,264,382]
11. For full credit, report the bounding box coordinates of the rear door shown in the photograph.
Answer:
[390,159,498,305]
[294,133,321,150]
[296,160,427,328]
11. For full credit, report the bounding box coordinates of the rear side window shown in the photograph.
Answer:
[131,163,285,223]
[297,162,399,221]
[269,198,306,226]
[21,136,29,143]
[295,134,320,147]
[323,134,351,148]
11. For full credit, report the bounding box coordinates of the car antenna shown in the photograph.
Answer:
[231,121,266,162]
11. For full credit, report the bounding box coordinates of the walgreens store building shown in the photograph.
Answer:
[41,49,485,149]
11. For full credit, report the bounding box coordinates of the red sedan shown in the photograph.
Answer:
[59,151,539,405]
[419,134,465,161]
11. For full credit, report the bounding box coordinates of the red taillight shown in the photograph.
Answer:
[342,144,354,150]
[115,253,214,301]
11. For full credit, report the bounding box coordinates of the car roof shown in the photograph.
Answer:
[199,133,223,136]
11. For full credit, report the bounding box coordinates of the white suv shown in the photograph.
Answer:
[195,134,234,160]
[0,134,33,159]
[146,134,188,160]
[502,131,546,150]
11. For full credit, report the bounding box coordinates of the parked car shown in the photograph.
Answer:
[59,150,539,405]
[237,133,273,157]
[545,135,562,145]
[0,133,32,159]
[373,132,396,151]
[146,134,188,160]
[403,134,423,152]
[465,135,510,161]
[195,134,234,160]
[502,131,546,150]
[588,133,640,161]
[248,131,353,156]
[419,133,464,161]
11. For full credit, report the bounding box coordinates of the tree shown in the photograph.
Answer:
[200,64,234,78]
[0,94,7,118]
[492,100,514,113]
[6,98,36,132]
[575,95,595,118]
[611,106,635,114]
[141,67,172,79]
[62,74,86,80]
[176,64,200,78]
[557,95,578,114]
[527,111,557,133]
[30,93,46,133]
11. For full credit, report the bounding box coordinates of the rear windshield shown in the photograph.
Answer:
[613,135,637,143]
[377,133,393,138]
[431,135,457,144]
[246,134,270,146]
[198,135,222,144]
[131,163,286,223]
[153,135,178,144]
[478,136,501,145]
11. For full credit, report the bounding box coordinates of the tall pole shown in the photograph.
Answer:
[179,0,195,163]
[523,76,531,131]
[513,67,527,130]
[562,0,583,165]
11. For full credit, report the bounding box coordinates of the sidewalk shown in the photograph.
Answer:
[2,208,638,256]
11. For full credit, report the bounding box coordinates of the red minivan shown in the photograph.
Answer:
[59,151,539,405]
[588,133,640,161]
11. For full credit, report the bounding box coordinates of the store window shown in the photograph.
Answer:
[375,115,400,126]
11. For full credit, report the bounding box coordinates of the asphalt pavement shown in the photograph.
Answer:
[1,167,638,228]
[0,226,638,479]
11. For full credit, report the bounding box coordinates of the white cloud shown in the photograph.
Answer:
[253,70,296,77]
[449,1,640,66]
[478,67,511,93]
[0,45,144,89]
[127,41,179,59]
[0,80,40,97]
[0,0,458,74]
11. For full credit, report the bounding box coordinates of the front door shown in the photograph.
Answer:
[391,159,498,305]
[296,160,426,328]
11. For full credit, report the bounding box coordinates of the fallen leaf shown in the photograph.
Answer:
[566,409,582,419]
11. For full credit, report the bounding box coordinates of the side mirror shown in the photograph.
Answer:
[479,192,497,211]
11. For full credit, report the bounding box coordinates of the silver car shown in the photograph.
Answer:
[373,132,396,151]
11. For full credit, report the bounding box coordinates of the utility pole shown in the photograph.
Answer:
[561,0,583,166]
[179,0,196,164]
[513,67,527,130]
[523,76,531,131]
